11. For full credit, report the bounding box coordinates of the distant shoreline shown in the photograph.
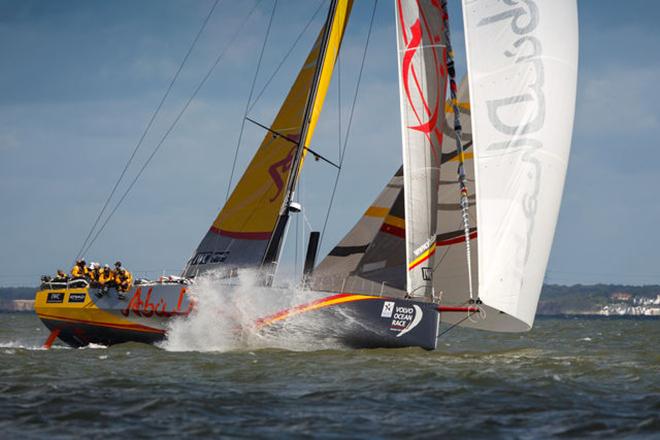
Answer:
[2,284,659,316]
[536,314,659,320]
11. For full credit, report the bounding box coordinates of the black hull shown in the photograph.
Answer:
[256,294,440,350]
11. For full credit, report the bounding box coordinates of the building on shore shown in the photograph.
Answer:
[0,300,35,312]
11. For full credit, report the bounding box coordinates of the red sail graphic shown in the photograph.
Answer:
[397,0,447,160]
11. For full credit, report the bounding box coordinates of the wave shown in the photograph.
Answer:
[0,341,70,351]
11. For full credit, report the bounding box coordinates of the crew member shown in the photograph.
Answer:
[98,265,114,287]
[115,267,133,297]
[53,270,68,282]
[88,262,100,285]
[71,259,89,279]
[96,264,115,298]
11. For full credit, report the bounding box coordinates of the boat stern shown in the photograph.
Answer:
[34,284,189,348]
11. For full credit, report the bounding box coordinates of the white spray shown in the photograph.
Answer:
[160,269,344,352]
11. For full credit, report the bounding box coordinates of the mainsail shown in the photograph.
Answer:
[311,77,475,301]
[395,0,449,299]
[183,0,353,278]
[312,167,406,296]
[461,0,579,331]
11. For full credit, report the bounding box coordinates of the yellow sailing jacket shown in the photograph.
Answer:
[115,270,133,286]
[98,270,114,286]
[71,265,88,279]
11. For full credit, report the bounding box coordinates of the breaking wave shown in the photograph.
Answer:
[0,341,49,351]
[160,269,342,352]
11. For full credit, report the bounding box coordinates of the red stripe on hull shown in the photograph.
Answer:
[255,293,357,328]
[37,312,164,335]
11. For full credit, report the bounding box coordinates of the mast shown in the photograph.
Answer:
[260,0,342,282]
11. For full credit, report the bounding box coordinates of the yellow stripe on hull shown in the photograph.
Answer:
[34,288,150,331]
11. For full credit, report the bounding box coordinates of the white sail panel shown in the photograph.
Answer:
[462,0,578,331]
[395,0,448,299]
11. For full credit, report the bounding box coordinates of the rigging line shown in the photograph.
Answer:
[319,0,377,250]
[337,50,341,160]
[81,0,265,257]
[436,312,475,340]
[302,208,314,231]
[74,0,222,263]
[247,0,328,113]
[442,0,474,301]
[224,0,279,204]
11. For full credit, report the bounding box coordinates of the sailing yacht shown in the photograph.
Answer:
[34,0,578,350]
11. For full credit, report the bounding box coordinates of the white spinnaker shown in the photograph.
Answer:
[462,0,578,331]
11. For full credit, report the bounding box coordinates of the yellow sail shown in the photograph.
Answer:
[212,0,351,238]
[184,1,353,276]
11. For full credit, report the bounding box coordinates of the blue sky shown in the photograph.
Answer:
[0,0,659,287]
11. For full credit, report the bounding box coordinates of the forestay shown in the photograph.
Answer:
[462,0,578,331]
[432,78,478,314]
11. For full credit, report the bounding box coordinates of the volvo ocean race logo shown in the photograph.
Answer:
[381,301,395,318]
[384,304,424,337]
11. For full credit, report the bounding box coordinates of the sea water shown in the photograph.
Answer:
[1,307,658,438]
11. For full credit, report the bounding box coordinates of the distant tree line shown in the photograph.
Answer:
[0,287,37,300]
[538,284,660,314]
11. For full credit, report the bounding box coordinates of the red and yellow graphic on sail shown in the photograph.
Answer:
[395,0,448,298]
